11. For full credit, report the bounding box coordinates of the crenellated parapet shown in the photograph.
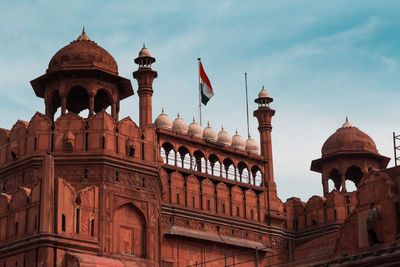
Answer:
[0,111,151,167]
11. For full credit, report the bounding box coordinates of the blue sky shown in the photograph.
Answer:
[1,0,400,201]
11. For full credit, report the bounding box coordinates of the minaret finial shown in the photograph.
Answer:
[76,26,90,41]
[342,115,353,128]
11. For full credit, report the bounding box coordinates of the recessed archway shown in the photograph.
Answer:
[67,86,89,115]
[94,89,112,113]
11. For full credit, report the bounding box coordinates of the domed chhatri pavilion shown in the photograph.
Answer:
[1,29,400,267]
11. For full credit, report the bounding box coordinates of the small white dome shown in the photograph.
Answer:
[188,117,203,138]
[203,121,217,141]
[172,113,188,134]
[139,44,152,57]
[217,126,232,145]
[231,130,245,150]
[245,135,259,154]
[258,85,269,98]
[154,108,172,129]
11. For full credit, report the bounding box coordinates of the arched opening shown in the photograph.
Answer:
[48,90,61,120]
[178,146,190,169]
[67,86,89,115]
[94,89,112,113]
[223,158,235,180]
[345,165,363,188]
[193,150,206,173]
[208,154,220,176]
[161,142,175,165]
[251,166,263,186]
[113,203,146,257]
[237,162,249,183]
[328,169,341,191]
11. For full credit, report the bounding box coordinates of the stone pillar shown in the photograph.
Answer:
[111,102,117,121]
[61,96,67,115]
[341,174,347,192]
[89,95,94,117]
[45,101,53,121]
[322,175,329,197]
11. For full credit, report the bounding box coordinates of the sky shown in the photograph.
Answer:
[1,0,400,202]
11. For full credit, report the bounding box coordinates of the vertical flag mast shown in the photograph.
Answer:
[245,72,250,138]
[198,59,214,127]
[197,58,202,127]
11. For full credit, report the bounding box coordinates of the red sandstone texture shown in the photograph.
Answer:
[1,29,400,266]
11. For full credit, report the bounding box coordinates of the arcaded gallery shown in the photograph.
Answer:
[0,29,400,266]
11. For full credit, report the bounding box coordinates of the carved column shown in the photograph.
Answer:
[89,95,95,118]
[61,96,67,115]
[341,174,347,192]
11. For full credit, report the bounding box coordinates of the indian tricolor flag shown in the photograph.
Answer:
[199,61,214,105]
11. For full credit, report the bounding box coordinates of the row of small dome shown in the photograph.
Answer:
[154,109,259,154]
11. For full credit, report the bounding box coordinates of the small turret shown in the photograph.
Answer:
[133,44,158,128]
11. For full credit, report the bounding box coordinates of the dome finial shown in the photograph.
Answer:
[76,26,90,41]
[161,107,165,114]
[342,115,353,128]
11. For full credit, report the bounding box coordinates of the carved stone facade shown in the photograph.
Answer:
[1,29,400,266]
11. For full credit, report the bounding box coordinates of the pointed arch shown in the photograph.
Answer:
[193,150,206,173]
[170,171,185,206]
[216,182,229,215]
[161,142,175,165]
[113,203,146,257]
[201,179,215,213]
[245,189,258,220]
[187,175,200,209]
[178,146,191,169]
[231,186,244,217]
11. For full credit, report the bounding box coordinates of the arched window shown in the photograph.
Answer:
[161,142,175,165]
[251,166,263,186]
[178,146,190,169]
[223,158,235,180]
[237,162,249,183]
[193,150,206,173]
[208,154,220,176]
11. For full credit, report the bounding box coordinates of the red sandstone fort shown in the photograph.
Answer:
[0,29,399,266]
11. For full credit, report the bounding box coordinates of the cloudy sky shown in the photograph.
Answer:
[1,0,400,201]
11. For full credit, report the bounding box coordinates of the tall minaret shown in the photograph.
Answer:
[133,45,158,128]
[253,86,275,183]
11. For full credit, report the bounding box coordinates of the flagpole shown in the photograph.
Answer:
[245,72,250,138]
[198,58,202,127]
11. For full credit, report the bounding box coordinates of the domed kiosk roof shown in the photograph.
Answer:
[321,117,377,156]
[48,27,118,74]
[31,28,133,100]
[311,117,390,173]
